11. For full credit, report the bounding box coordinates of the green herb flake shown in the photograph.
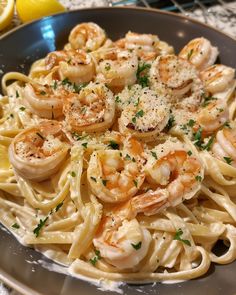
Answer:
[224,157,233,165]
[105,64,111,71]
[53,80,58,90]
[134,97,140,107]
[136,109,144,118]
[40,91,46,95]
[89,250,101,266]
[124,154,131,161]
[62,77,72,86]
[133,180,138,187]
[19,107,25,111]
[102,179,108,186]
[55,202,63,212]
[132,116,136,124]
[187,150,192,156]
[187,119,195,127]
[187,49,194,60]
[151,151,157,159]
[136,62,151,88]
[16,90,19,98]
[12,223,20,229]
[90,176,97,182]
[131,241,142,250]
[33,216,48,237]
[115,96,121,103]
[82,142,88,149]
[202,136,214,151]
[166,114,175,131]
[193,127,203,148]
[70,171,76,177]
[107,141,119,150]
[173,228,191,246]
[195,175,202,182]
[201,94,217,107]
[223,121,231,129]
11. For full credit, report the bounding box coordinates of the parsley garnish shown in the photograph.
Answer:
[53,80,58,90]
[187,119,195,127]
[72,132,88,141]
[201,94,217,107]
[107,141,119,150]
[125,154,131,161]
[36,132,44,140]
[224,157,233,165]
[173,228,191,246]
[82,142,88,149]
[55,202,63,212]
[132,109,144,124]
[90,176,97,182]
[134,97,140,107]
[136,62,151,88]
[166,114,175,131]
[131,241,142,250]
[202,136,214,151]
[73,82,88,93]
[187,49,194,60]
[133,180,138,187]
[187,150,192,156]
[115,96,121,103]
[151,151,157,159]
[105,64,111,71]
[16,90,19,98]
[62,77,72,86]
[193,127,203,147]
[19,107,25,111]
[70,171,76,177]
[33,216,48,237]
[89,250,101,266]
[12,223,20,229]
[40,91,46,95]
[195,175,202,182]
[223,121,231,129]
[102,179,108,186]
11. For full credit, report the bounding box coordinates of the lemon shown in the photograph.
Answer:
[0,0,14,31]
[16,0,66,23]
[0,144,10,170]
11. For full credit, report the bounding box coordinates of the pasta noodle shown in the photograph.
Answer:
[0,22,236,284]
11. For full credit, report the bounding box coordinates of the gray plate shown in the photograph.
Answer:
[0,7,236,295]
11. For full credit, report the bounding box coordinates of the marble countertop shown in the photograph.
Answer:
[0,1,235,294]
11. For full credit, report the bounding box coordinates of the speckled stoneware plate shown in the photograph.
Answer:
[0,7,236,295]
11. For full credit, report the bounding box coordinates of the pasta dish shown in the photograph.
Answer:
[0,22,236,282]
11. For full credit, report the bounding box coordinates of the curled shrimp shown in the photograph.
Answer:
[196,99,229,134]
[45,49,95,84]
[118,85,170,141]
[200,64,236,100]
[63,82,115,133]
[212,127,236,167]
[68,22,107,51]
[95,48,138,91]
[87,137,145,203]
[22,83,65,119]
[137,139,203,214]
[115,31,174,62]
[179,37,218,71]
[9,121,69,181]
[150,55,203,111]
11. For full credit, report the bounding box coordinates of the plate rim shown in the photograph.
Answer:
[0,6,235,42]
[0,5,235,295]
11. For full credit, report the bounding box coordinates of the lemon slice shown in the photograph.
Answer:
[0,0,14,31]
[16,0,66,23]
[0,144,10,169]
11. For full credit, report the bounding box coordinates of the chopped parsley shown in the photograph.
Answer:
[223,121,231,129]
[201,94,217,107]
[9,113,14,118]
[55,202,63,212]
[73,82,88,93]
[115,96,121,103]
[187,150,192,156]
[133,180,138,187]
[124,154,131,161]
[105,64,111,71]
[70,171,76,177]
[90,177,97,182]
[187,49,194,60]
[193,127,203,148]
[136,62,151,88]
[82,142,88,149]
[224,157,233,165]
[62,77,72,86]
[53,80,58,90]
[40,91,46,95]
[132,109,144,124]
[102,179,108,186]
[72,132,88,141]
[151,151,157,159]
[187,119,195,127]
[202,136,214,151]
[195,175,202,182]
[131,241,142,250]
[89,250,101,266]
[36,132,44,140]
[166,114,175,131]
[134,97,140,107]
[33,216,48,237]
[173,228,191,246]
[107,140,119,150]
[12,223,20,229]
[16,90,19,98]
[19,107,25,111]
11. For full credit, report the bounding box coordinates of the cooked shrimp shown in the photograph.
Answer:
[9,121,69,181]
[150,55,203,111]
[196,99,229,134]
[140,139,203,214]
[118,85,170,141]
[93,218,151,269]
[179,37,218,71]
[200,64,235,100]
[87,137,145,203]
[22,83,65,119]
[212,127,236,167]
[63,82,115,133]
[115,31,174,62]
[95,48,138,91]
[45,49,95,84]
[68,22,106,51]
